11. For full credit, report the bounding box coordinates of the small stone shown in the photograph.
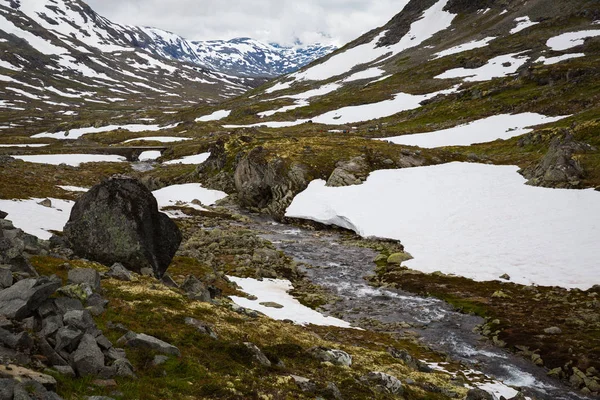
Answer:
[120,332,180,356]
[360,372,403,395]
[547,367,562,378]
[531,353,544,366]
[499,273,511,280]
[181,275,211,302]
[184,317,218,339]
[160,273,178,288]
[38,199,52,208]
[543,326,562,335]
[107,263,132,282]
[68,268,101,291]
[259,301,283,309]
[244,342,271,367]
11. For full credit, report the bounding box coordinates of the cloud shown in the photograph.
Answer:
[84,0,407,46]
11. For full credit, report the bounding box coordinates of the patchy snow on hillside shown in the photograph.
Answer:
[510,16,539,34]
[123,136,192,143]
[0,14,67,55]
[378,113,568,148]
[535,53,585,65]
[12,154,126,167]
[343,68,385,82]
[228,277,353,328]
[258,100,309,117]
[276,83,342,100]
[0,198,74,240]
[163,153,211,165]
[286,162,600,289]
[152,183,227,212]
[138,151,162,161]
[290,0,453,82]
[224,120,308,129]
[195,110,231,122]
[57,185,89,192]
[32,124,175,140]
[265,80,292,94]
[434,37,496,58]
[435,53,529,82]
[0,144,49,148]
[309,87,458,125]
[546,30,600,51]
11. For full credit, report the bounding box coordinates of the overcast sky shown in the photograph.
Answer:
[85,0,406,46]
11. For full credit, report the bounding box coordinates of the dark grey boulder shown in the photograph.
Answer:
[54,297,84,315]
[184,317,218,339]
[55,327,84,353]
[63,309,95,332]
[72,333,105,377]
[68,269,101,292]
[38,337,69,366]
[41,315,64,338]
[0,211,7,219]
[243,342,271,367]
[466,388,494,400]
[360,372,403,395]
[0,378,14,400]
[181,276,211,302]
[63,176,182,278]
[0,277,61,320]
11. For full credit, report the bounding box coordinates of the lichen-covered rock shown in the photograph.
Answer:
[64,176,182,278]
[68,269,101,292]
[308,347,352,367]
[360,372,403,395]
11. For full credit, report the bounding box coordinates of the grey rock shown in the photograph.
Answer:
[184,317,218,339]
[63,176,182,279]
[38,199,52,208]
[68,269,101,292]
[0,211,7,219]
[290,375,316,393]
[38,336,68,366]
[325,382,343,400]
[113,358,135,378]
[0,277,61,320]
[107,263,132,281]
[56,283,93,302]
[160,273,178,288]
[53,365,76,378]
[63,309,95,332]
[181,276,211,302]
[41,315,64,338]
[55,327,84,353]
[244,342,271,367]
[0,378,14,400]
[543,326,562,335]
[72,333,105,377]
[96,335,113,351]
[466,388,494,400]
[120,332,180,356]
[54,297,84,314]
[308,347,352,367]
[360,372,403,395]
[0,268,12,289]
[106,347,127,361]
[327,156,368,187]
[152,355,169,366]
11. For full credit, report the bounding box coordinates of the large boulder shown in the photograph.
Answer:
[64,176,182,278]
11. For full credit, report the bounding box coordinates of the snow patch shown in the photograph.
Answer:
[286,163,600,289]
[546,30,600,51]
[435,53,529,82]
[152,183,227,212]
[32,124,175,140]
[195,110,231,122]
[0,198,74,240]
[163,153,211,165]
[434,37,496,58]
[535,53,585,65]
[12,154,126,167]
[510,16,539,34]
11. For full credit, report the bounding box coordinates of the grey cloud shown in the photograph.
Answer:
[84,0,406,46]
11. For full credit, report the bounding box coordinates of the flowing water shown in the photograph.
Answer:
[246,214,588,400]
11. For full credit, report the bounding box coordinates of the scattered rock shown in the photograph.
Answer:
[184,317,218,339]
[0,277,61,320]
[491,290,510,299]
[119,332,180,357]
[113,358,135,378]
[308,347,352,367]
[181,275,211,302]
[68,269,101,292]
[64,176,182,278]
[243,342,271,367]
[55,327,84,353]
[72,334,105,377]
[107,263,132,282]
[360,372,403,395]
[290,375,316,393]
[160,273,178,288]
[57,283,93,302]
[543,326,562,335]
[37,199,52,208]
[499,273,511,280]
[63,309,95,332]
[152,355,169,366]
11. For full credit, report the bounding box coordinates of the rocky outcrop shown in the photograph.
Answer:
[234,146,308,218]
[326,156,369,187]
[520,133,595,188]
[64,176,182,278]
[360,372,404,395]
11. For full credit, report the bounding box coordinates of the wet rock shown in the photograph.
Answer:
[360,372,403,395]
[73,333,105,377]
[308,347,352,367]
[466,388,494,400]
[0,364,57,390]
[244,342,271,367]
[184,317,218,339]
[0,277,61,320]
[64,176,182,279]
[119,332,180,356]
[107,263,132,282]
[68,269,101,292]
